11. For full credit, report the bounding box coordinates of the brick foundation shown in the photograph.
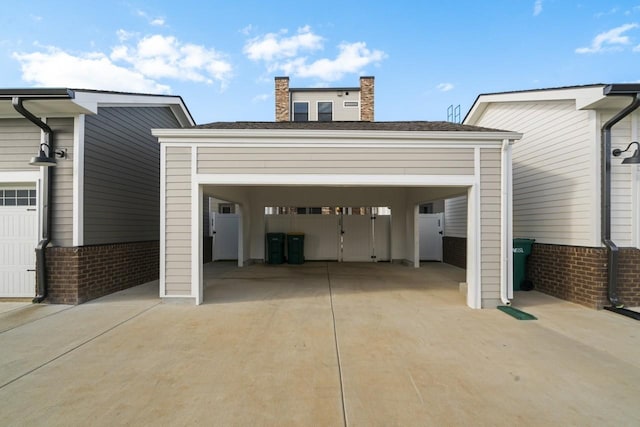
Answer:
[528,244,640,309]
[443,236,466,269]
[45,241,159,304]
[442,238,640,309]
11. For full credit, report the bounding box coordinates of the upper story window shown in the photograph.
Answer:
[318,102,333,122]
[293,102,309,122]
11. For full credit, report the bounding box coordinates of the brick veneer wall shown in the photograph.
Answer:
[45,241,159,304]
[528,244,640,309]
[443,236,466,269]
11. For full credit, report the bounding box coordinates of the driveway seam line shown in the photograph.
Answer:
[327,262,348,427]
[0,306,75,335]
[0,302,161,390]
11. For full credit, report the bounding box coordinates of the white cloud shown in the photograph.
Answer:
[135,9,166,27]
[245,26,386,82]
[240,24,254,36]
[244,25,323,61]
[533,0,543,16]
[12,32,233,93]
[576,23,638,53]
[150,18,165,27]
[437,83,454,92]
[276,42,385,81]
[111,34,232,87]
[12,47,169,93]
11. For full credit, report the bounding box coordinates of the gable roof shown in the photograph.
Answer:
[0,88,194,126]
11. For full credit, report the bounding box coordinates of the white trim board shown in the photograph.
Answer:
[195,174,477,187]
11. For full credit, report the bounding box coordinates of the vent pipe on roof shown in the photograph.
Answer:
[12,97,54,303]
[601,88,640,309]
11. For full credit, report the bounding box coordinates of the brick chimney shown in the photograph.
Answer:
[360,76,374,122]
[275,77,290,122]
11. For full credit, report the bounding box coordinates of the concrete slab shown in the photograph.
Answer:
[0,263,639,426]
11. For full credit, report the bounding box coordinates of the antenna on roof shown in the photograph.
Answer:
[447,104,461,123]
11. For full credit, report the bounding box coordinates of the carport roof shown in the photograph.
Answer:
[193,121,509,132]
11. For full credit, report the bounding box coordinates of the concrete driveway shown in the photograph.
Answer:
[1,262,639,426]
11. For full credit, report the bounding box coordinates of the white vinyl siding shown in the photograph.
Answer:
[444,195,467,238]
[606,112,636,247]
[475,101,595,246]
[480,149,502,305]
[198,147,475,175]
[164,147,192,296]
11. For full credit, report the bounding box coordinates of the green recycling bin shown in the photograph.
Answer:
[513,238,535,291]
[266,233,285,264]
[287,233,305,264]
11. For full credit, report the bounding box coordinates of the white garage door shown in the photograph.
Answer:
[0,188,38,298]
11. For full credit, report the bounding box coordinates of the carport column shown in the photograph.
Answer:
[192,147,204,305]
[466,148,482,309]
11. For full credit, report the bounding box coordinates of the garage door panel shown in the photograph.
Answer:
[0,207,37,297]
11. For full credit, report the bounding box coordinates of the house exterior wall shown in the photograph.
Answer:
[83,106,180,245]
[290,91,361,121]
[163,146,192,297]
[197,147,475,175]
[473,100,596,246]
[0,117,74,246]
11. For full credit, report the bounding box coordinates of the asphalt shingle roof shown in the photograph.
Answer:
[193,121,507,132]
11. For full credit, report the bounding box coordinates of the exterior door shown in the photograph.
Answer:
[0,204,38,297]
[212,213,239,260]
[419,213,444,261]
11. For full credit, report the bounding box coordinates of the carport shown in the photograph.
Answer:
[153,122,521,308]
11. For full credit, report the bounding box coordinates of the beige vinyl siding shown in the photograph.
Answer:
[0,118,74,247]
[444,195,468,238]
[291,91,360,121]
[480,148,502,306]
[84,107,180,245]
[165,147,192,296]
[476,101,594,246]
[0,118,41,170]
[198,147,475,175]
[606,112,634,246]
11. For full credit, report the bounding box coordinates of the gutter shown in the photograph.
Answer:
[601,85,640,309]
[11,97,55,303]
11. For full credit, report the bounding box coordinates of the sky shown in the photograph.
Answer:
[1,1,639,124]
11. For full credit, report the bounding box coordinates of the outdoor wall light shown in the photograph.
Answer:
[29,143,67,167]
[612,141,640,165]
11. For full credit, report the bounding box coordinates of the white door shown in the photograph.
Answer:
[212,214,239,260]
[419,213,444,261]
[341,215,372,261]
[0,205,38,297]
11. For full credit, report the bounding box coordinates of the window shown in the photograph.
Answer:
[0,189,36,206]
[419,203,434,214]
[293,102,309,122]
[218,203,235,214]
[318,102,332,121]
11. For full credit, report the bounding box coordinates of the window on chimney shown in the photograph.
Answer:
[318,101,332,121]
[293,102,309,122]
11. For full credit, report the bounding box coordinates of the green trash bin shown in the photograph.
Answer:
[287,233,305,264]
[513,238,535,291]
[266,233,285,264]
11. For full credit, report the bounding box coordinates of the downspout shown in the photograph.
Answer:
[500,138,513,306]
[12,97,54,303]
[601,93,640,308]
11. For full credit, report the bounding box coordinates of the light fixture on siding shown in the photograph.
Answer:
[29,143,67,167]
[613,141,640,164]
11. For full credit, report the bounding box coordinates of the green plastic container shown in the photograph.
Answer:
[266,233,285,264]
[513,238,535,291]
[287,233,305,264]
